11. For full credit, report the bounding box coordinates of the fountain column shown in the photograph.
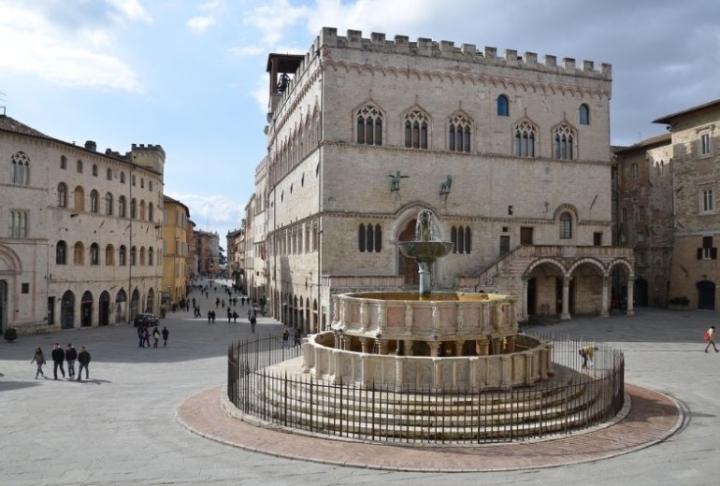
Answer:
[418,261,432,297]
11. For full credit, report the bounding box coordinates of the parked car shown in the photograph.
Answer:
[133,313,158,327]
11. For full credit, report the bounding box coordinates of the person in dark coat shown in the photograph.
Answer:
[77,346,91,381]
[161,326,169,347]
[65,343,78,379]
[51,343,66,380]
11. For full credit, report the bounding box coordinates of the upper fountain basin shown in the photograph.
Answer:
[398,241,454,261]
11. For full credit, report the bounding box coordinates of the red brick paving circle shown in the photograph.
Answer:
[176,383,681,472]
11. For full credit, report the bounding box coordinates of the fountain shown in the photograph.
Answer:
[397,209,454,297]
[301,209,551,391]
[226,209,625,443]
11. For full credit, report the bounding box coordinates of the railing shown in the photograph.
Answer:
[227,334,625,444]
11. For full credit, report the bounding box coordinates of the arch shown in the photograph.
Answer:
[447,110,473,153]
[115,288,127,323]
[61,290,75,329]
[567,257,605,276]
[73,242,84,265]
[523,257,568,279]
[497,94,509,116]
[552,203,580,222]
[90,242,100,265]
[579,103,590,125]
[0,245,22,275]
[90,190,99,213]
[606,258,634,279]
[56,241,68,265]
[130,288,141,321]
[74,186,85,212]
[80,290,93,327]
[402,105,431,149]
[105,244,115,266]
[99,291,110,326]
[105,192,113,215]
[146,287,155,314]
[57,182,68,207]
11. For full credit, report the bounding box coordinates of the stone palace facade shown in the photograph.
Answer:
[246,27,634,333]
[0,114,164,335]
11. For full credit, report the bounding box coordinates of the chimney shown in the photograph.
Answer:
[85,140,97,151]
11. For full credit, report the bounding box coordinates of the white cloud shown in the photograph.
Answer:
[187,16,216,34]
[185,0,224,35]
[0,2,144,91]
[106,0,153,24]
[167,193,244,233]
[243,0,309,46]
[250,73,269,113]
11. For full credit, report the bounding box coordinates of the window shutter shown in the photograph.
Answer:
[712,248,718,260]
[697,248,703,260]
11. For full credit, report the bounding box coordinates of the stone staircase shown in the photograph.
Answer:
[242,363,615,443]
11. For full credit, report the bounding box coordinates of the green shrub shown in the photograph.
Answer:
[3,327,18,342]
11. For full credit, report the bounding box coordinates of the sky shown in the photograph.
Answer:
[2,0,720,238]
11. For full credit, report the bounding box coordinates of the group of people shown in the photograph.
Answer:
[31,343,91,381]
[282,326,303,347]
[137,325,169,348]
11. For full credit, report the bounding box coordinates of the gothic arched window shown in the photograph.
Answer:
[356,105,383,145]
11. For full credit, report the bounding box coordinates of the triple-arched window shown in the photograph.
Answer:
[553,125,576,160]
[356,105,383,145]
[448,114,471,153]
[450,226,472,254]
[514,121,536,157]
[404,110,429,149]
[358,223,382,252]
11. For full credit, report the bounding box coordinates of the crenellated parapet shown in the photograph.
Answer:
[318,27,611,80]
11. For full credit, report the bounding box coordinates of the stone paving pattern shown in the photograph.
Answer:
[0,280,716,485]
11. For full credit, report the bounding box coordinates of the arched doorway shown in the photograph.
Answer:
[147,288,155,314]
[635,278,649,307]
[99,291,110,326]
[115,289,127,323]
[80,291,93,327]
[313,299,318,332]
[0,280,7,334]
[524,260,565,317]
[398,219,419,285]
[697,280,716,310]
[130,289,140,320]
[61,291,75,329]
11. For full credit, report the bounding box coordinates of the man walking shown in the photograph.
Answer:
[77,346,91,381]
[65,343,77,379]
[51,343,66,380]
[705,325,719,353]
[162,326,169,347]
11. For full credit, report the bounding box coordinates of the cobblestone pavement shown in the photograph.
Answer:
[0,282,717,485]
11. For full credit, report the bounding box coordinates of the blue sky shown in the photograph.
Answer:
[2,0,720,237]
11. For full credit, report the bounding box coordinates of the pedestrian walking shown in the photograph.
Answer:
[207,310,212,324]
[51,343,66,380]
[705,325,719,353]
[31,347,46,379]
[282,328,290,348]
[143,327,151,348]
[241,296,246,307]
[77,346,91,381]
[294,327,302,347]
[250,314,256,333]
[578,345,598,370]
[232,311,238,323]
[162,326,169,347]
[211,310,216,324]
[66,343,77,379]
[227,307,232,323]
[137,326,145,348]
[152,327,160,348]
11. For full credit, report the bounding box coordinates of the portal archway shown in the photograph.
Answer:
[61,291,75,329]
[81,291,93,327]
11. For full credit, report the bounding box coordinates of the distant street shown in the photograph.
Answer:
[1,288,719,485]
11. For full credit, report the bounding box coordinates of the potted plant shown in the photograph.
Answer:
[3,327,18,342]
[668,296,690,311]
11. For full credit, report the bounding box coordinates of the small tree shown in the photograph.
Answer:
[3,327,18,342]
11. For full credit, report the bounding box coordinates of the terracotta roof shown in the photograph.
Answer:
[653,98,720,124]
[613,132,671,154]
[0,114,52,139]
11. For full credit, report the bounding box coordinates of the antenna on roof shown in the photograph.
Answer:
[0,91,6,115]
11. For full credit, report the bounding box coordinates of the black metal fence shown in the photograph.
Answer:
[227,334,625,444]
